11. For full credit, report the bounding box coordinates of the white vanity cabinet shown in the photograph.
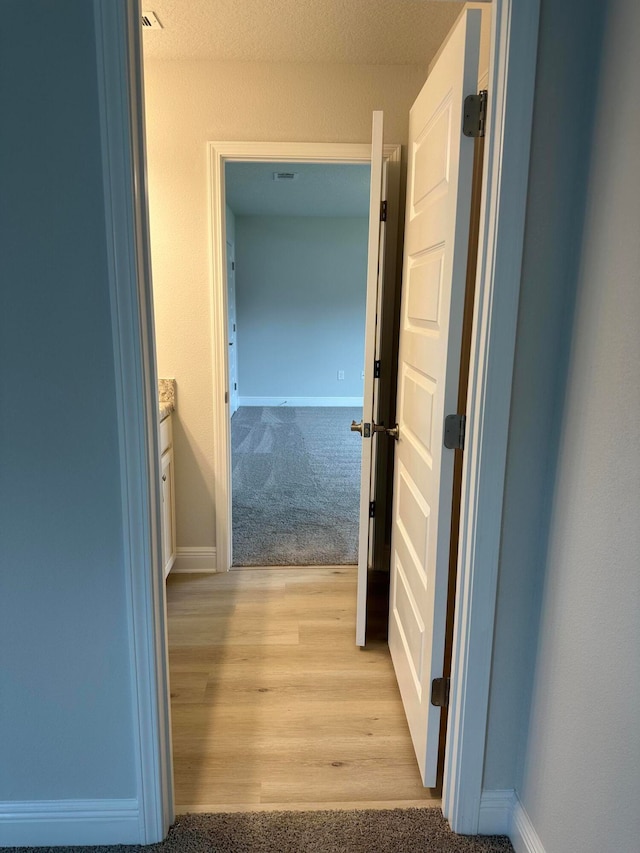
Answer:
[160,414,176,578]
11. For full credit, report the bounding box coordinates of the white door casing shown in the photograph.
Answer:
[388,9,481,787]
[355,111,386,647]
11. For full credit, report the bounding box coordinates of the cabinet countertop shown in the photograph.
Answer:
[159,378,175,423]
[159,402,174,422]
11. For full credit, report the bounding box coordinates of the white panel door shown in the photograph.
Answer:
[226,241,239,415]
[388,9,481,786]
[355,111,386,646]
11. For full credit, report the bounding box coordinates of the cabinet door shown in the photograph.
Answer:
[161,448,176,578]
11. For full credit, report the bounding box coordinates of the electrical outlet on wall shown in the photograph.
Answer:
[337,370,345,381]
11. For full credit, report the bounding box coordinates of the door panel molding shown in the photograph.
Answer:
[389,9,481,788]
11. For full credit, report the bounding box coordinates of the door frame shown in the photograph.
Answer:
[209,141,402,572]
[225,238,239,416]
[95,0,539,841]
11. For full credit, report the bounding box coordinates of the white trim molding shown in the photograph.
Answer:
[511,797,546,853]
[208,141,402,573]
[478,790,546,853]
[0,799,139,848]
[238,396,364,408]
[94,0,173,844]
[442,0,540,834]
[172,547,218,573]
[478,789,515,836]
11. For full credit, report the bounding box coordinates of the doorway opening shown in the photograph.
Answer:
[224,161,371,569]
[162,6,485,814]
[160,134,407,812]
[113,0,543,836]
[209,143,402,577]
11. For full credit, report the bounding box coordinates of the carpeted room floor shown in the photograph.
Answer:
[4,809,513,852]
[231,406,362,566]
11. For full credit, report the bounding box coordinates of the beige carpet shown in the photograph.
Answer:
[231,406,362,566]
[5,809,513,852]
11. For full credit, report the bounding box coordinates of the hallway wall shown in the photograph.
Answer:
[484,0,640,850]
[0,0,136,815]
[515,0,639,848]
[235,215,368,402]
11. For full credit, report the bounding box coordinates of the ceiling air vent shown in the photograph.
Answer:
[273,172,299,182]
[141,11,163,29]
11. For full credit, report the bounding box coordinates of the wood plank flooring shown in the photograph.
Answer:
[166,567,439,813]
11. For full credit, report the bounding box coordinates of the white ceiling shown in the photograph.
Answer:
[142,1,464,64]
[225,162,371,217]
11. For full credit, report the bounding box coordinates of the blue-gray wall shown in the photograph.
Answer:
[483,0,606,791]
[235,216,368,401]
[485,0,640,849]
[0,1,136,802]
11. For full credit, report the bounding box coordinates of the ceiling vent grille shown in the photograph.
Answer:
[142,11,163,29]
[273,172,299,182]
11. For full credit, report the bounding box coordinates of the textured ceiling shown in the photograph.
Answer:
[142,1,464,64]
[225,162,371,217]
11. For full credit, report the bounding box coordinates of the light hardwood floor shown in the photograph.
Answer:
[166,567,439,813]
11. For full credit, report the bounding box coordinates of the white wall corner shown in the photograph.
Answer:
[172,547,218,573]
[478,789,516,836]
[510,795,547,853]
[478,790,546,853]
[0,799,140,847]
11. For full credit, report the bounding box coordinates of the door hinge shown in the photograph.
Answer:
[234,382,237,391]
[374,359,381,378]
[462,89,488,138]
[444,413,466,450]
[369,500,376,518]
[380,200,388,222]
[225,390,229,404]
[431,677,450,708]
[231,261,235,270]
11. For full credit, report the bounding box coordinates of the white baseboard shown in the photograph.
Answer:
[478,790,546,853]
[478,789,515,836]
[171,547,218,573]
[511,796,546,853]
[0,798,140,847]
[238,396,363,407]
